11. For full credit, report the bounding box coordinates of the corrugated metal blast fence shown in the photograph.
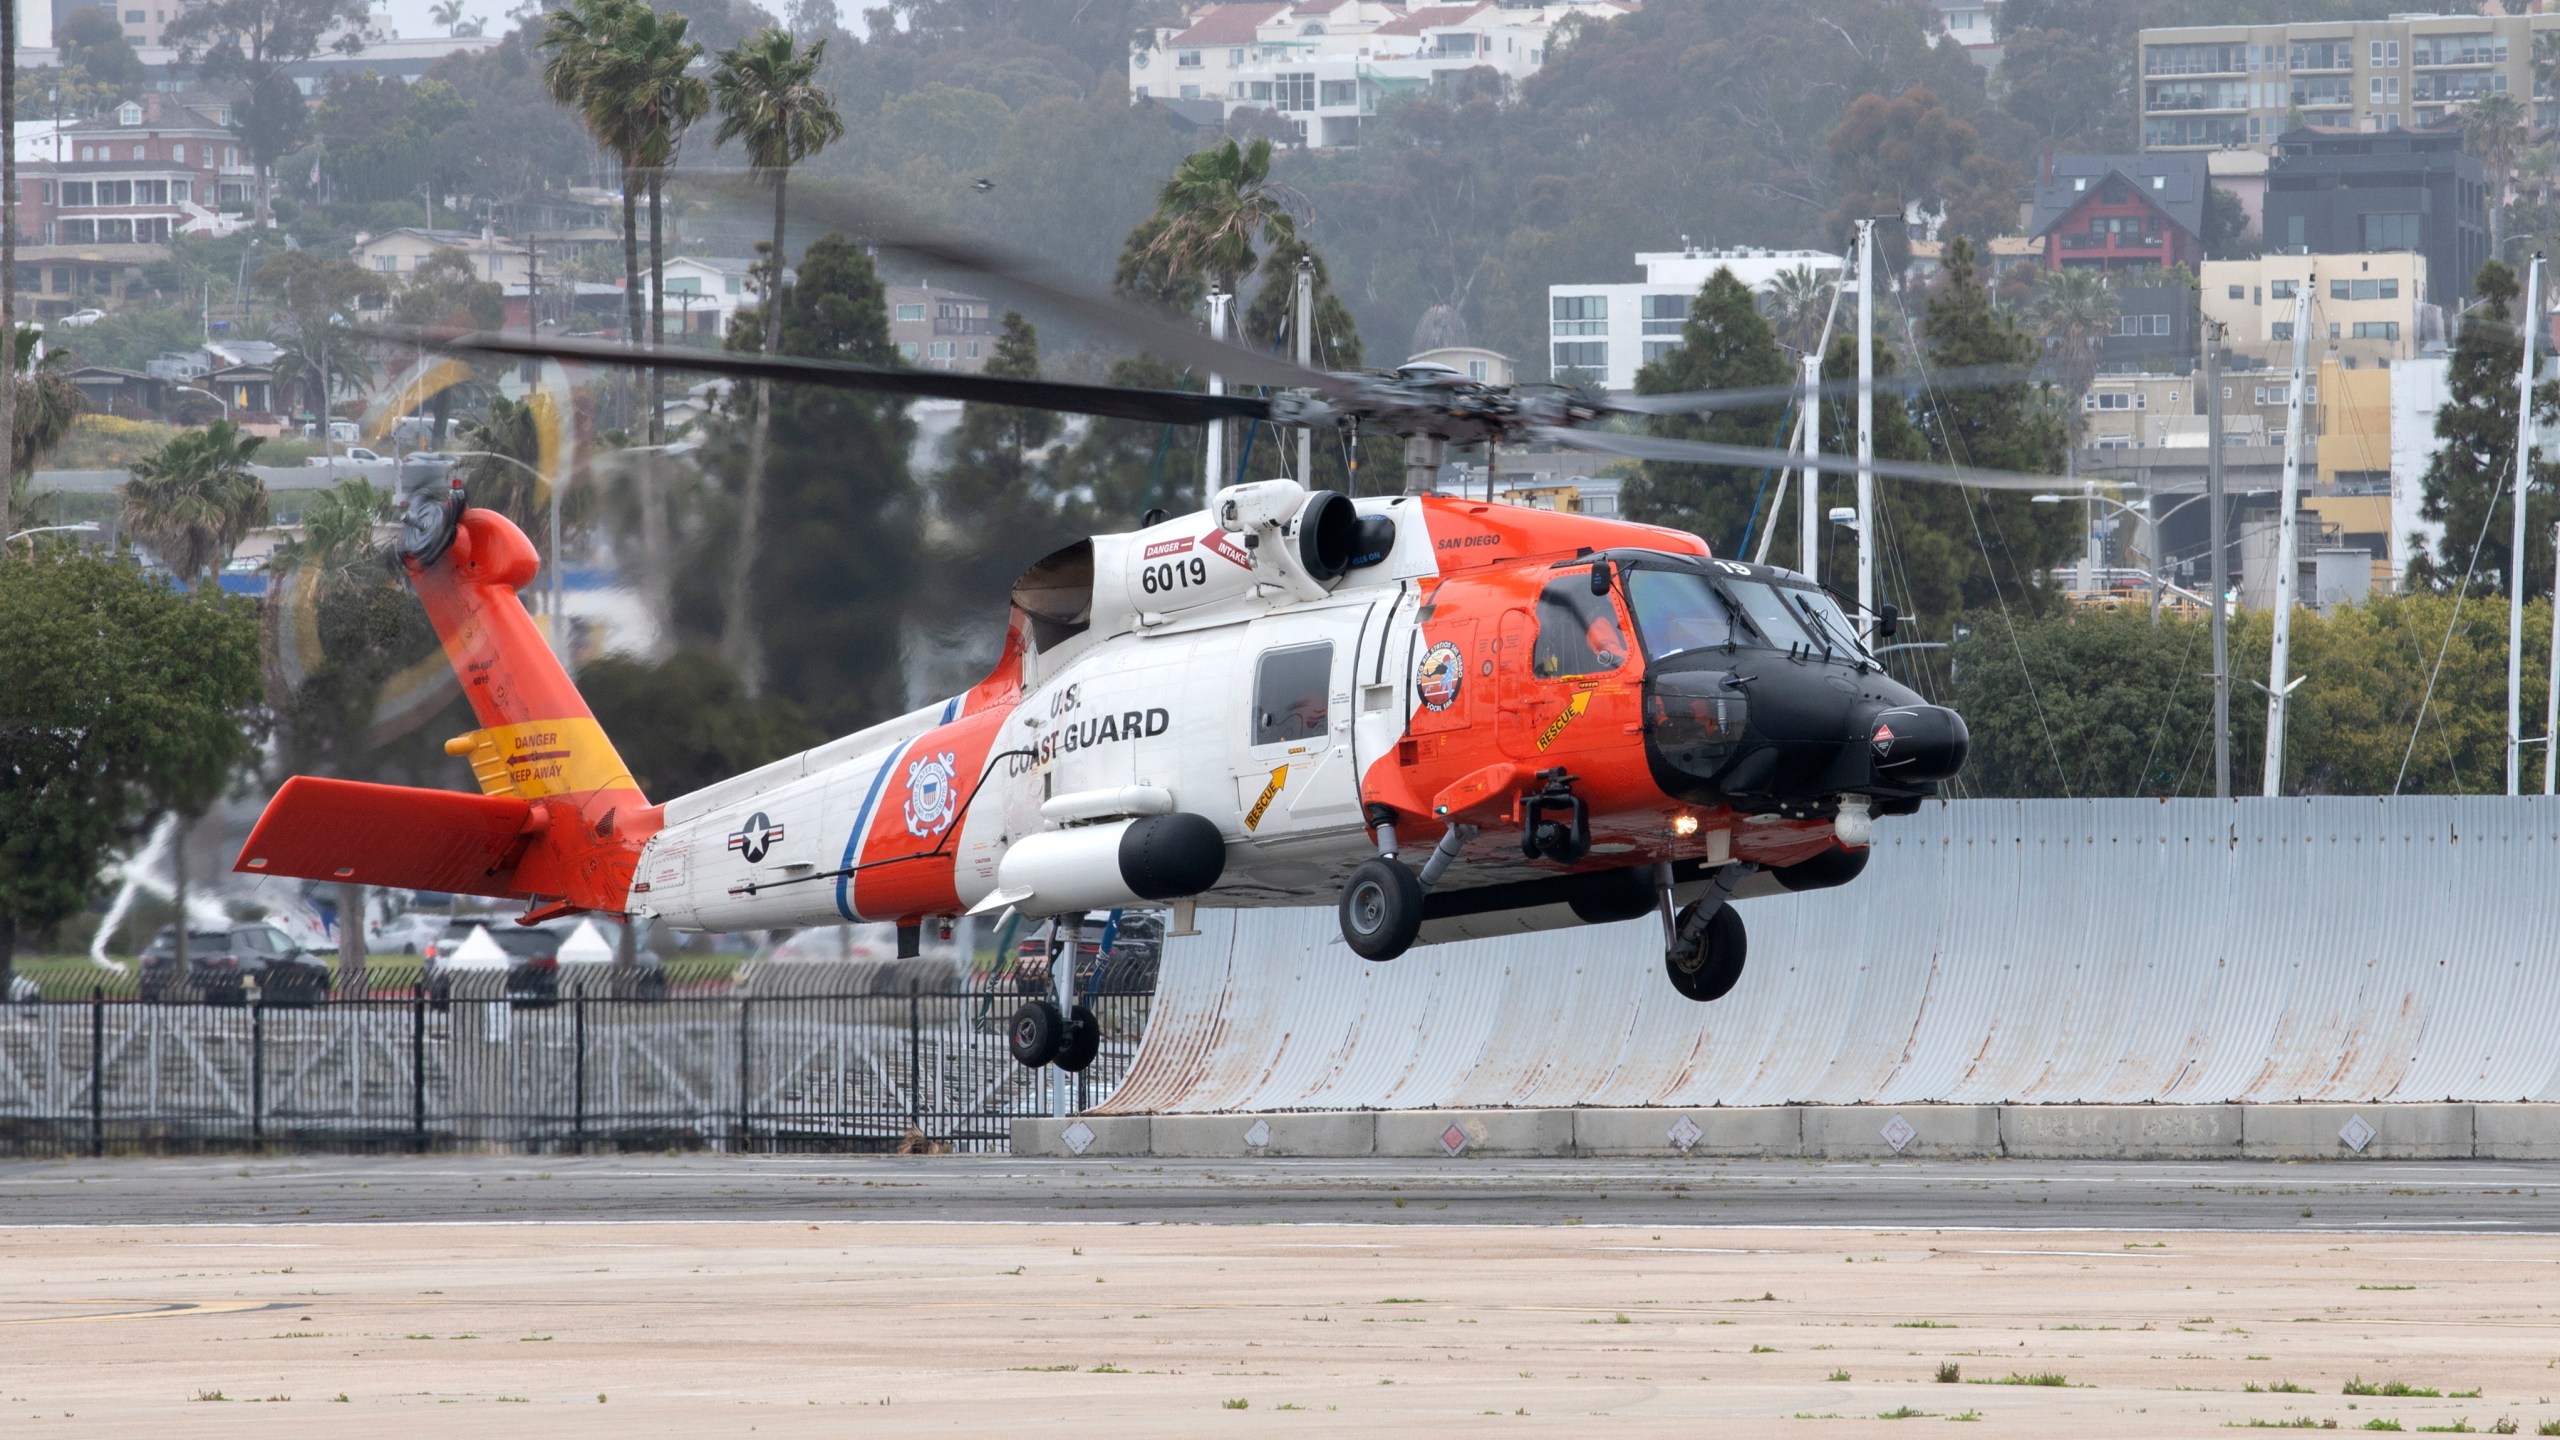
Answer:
[0,991,1148,1156]
[1099,798,2560,1114]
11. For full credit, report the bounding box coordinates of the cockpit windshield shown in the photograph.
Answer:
[1626,566,1868,662]
[1625,569,1734,659]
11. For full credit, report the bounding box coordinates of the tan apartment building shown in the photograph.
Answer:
[2199,252,2433,375]
[2140,14,2560,153]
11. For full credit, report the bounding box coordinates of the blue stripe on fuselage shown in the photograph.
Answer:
[835,738,913,923]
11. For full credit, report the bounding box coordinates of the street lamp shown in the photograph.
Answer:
[171,384,228,421]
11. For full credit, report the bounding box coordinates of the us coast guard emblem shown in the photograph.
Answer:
[903,750,960,838]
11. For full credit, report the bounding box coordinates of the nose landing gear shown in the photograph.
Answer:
[1664,900,1747,1002]
[1339,857,1424,961]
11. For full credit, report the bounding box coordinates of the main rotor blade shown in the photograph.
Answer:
[1531,425,2064,492]
[1598,363,2042,418]
[385,329,1275,427]
[669,170,1338,395]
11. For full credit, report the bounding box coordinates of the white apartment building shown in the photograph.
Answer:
[644,257,763,338]
[1546,244,1842,388]
[1130,1,1635,148]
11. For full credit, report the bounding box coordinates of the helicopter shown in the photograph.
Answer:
[234,209,2051,1073]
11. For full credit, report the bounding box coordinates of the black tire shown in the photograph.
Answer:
[1008,999,1065,1068]
[1664,901,1748,1003]
[1055,1005,1102,1073]
[1339,857,1425,962]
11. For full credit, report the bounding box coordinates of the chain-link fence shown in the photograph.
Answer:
[0,989,1149,1156]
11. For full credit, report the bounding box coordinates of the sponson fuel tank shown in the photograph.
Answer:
[974,813,1227,917]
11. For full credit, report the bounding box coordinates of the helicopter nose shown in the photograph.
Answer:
[1863,704,1969,785]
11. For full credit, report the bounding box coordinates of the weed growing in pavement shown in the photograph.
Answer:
[1876,1406,1934,1419]
[1828,1370,1851,1382]
[2359,1286,2417,1292]
[1935,1363,1961,1384]
[1949,1411,1983,1422]
[2249,1382,2316,1394]
[2361,1422,2403,1432]
[1979,1372,2072,1387]
[2346,1380,2442,1398]
[2225,1420,2337,1429]
[1222,1398,1248,1410]
[191,1391,227,1403]
[1089,1365,1127,1374]
[1751,1345,1779,1354]
[1898,1320,1953,1329]
[2537,1423,2560,1437]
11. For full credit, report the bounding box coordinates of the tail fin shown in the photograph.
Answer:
[237,504,656,916]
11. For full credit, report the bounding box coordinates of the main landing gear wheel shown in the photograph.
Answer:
[1339,857,1425,961]
[1665,901,1747,1003]
[1007,1000,1065,1067]
[1055,1004,1102,1073]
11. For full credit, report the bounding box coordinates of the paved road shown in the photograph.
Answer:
[4,1155,2556,1230]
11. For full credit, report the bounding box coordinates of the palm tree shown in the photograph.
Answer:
[1114,137,1302,311]
[542,0,649,388]
[4,326,85,531]
[2464,93,2529,254]
[272,476,393,590]
[2027,267,2120,421]
[430,0,466,32]
[1759,265,1837,359]
[121,421,269,588]
[712,27,841,693]
[621,6,706,444]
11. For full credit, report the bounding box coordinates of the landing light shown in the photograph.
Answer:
[1672,813,1700,837]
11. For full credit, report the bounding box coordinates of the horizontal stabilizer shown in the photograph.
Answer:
[235,776,534,899]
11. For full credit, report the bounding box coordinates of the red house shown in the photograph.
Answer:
[2029,154,2209,273]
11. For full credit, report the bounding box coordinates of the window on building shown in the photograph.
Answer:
[1551,294,1607,335]
[2272,321,2295,340]
[2362,212,2421,250]
[896,303,925,322]
[2228,284,2245,299]
[2351,321,2401,340]
[58,181,91,206]
[374,256,398,271]
[2285,214,2306,247]
[97,181,131,206]
[136,181,166,205]
[59,219,94,243]
[928,340,956,359]
[897,341,918,359]
[1276,72,1315,111]
[1176,49,1201,68]
[1552,341,1606,372]
[94,218,133,243]
[2088,391,2136,410]
[1249,81,1272,99]
[1228,47,1244,64]
[1641,340,1679,364]
[1320,79,1356,106]
[1178,84,1199,99]
[122,10,142,22]
[2270,279,2298,299]
[1639,293,1687,335]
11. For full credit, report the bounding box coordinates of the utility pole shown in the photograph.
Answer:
[1855,218,1875,641]
[2261,280,2312,797]
[2508,253,2543,796]
[2205,320,2231,799]
[1797,351,1820,580]
[1205,289,1229,506]
[1294,255,1313,487]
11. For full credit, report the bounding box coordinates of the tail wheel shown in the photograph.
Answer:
[1055,1005,1103,1073]
[1339,857,1425,962]
[1665,901,1747,1003]
[1007,999,1066,1068]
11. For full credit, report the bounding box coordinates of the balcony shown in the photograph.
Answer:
[2059,233,2166,251]
[932,315,997,337]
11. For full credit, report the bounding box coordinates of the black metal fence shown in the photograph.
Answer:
[0,990,1150,1156]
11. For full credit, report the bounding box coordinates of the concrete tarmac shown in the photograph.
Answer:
[3,1154,2558,1229]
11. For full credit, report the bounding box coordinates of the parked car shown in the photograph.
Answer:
[55,308,104,328]
[302,447,387,466]
[372,912,448,955]
[138,924,330,1006]
[423,916,657,1005]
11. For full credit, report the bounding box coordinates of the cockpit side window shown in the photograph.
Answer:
[1625,568,1735,660]
[1252,642,1334,744]
[1531,575,1631,678]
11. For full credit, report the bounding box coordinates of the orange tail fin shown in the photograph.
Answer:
[237,503,656,917]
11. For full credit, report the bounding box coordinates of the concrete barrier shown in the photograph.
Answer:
[1016,1102,2553,1160]
[2002,1104,2243,1160]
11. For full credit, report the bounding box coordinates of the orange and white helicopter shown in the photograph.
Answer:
[235,232,2045,1073]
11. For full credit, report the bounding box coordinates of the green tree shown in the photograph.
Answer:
[2202,184,2258,260]
[255,249,391,422]
[933,310,1069,634]
[2464,93,2529,253]
[711,234,921,732]
[120,421,270,587]
[57,8,147,91]
[7,327,86,510]
[2027,267,2120,416]
[1617,267,1791,552]
[0,550,262,983]
[1899,239,2077,622]
[165,0,374,226]
[1758,265,1836,360]
[1238,242,1364,371]
[2410,259,2560,598]
[622,4,707,440]
[393,247,504,444]
[712,25,843,695]
[580,647,822,797]
[1994,26,2126,150]
[1949,606,2233,797]
[543,0,653,384]
[313,72,473,209]
[1114,136,1300,313]
[1823,86,2005,271]
[271,475,393,589]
